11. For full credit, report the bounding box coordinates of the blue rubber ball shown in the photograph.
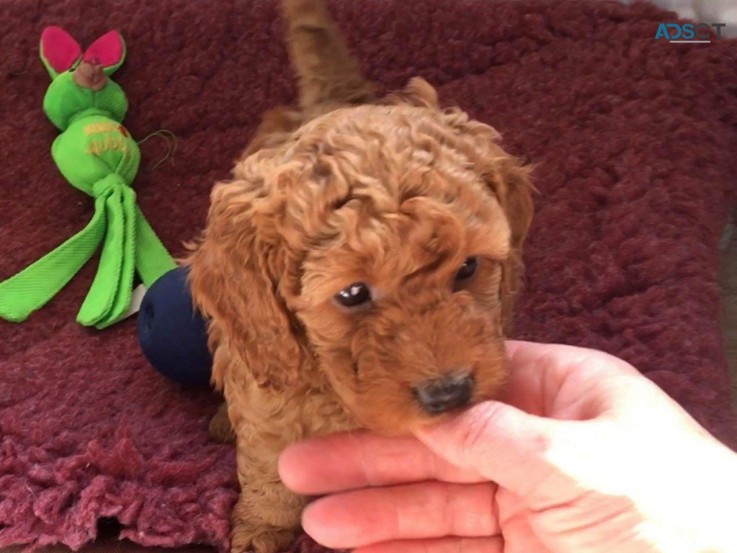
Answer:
[137,266,212,386]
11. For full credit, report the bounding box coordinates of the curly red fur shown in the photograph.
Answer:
[186,0,533,551]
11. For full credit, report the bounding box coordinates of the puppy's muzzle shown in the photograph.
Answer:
[413,373,474,415]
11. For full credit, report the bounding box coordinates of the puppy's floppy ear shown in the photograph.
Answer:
[185,179,304,391]
[491,157,534,259]
[441,107,533,328]
[486,155,534,328]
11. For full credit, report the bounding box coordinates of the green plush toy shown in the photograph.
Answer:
[0,27,176,329]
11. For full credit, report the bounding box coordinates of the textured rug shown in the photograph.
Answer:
[1,0,736,551]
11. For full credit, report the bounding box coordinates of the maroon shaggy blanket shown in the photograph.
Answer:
[1,0,736,551]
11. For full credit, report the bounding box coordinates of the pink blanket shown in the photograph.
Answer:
[1,0,735,551]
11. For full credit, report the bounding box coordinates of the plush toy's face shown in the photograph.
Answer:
[40,27,128,130]
[189,100,533,435]
[44,72,128,130]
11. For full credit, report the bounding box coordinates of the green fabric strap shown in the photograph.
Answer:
[0,195,107,323]
[135,207,178,288]
[0,174,176,329]
[76,175,137,327]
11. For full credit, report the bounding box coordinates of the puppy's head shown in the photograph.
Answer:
[188,79,532,435]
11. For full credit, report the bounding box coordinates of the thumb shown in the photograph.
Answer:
[413,401,567,499]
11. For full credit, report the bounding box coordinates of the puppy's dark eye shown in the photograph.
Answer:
[455,257,478,281]
[334,282,371,308]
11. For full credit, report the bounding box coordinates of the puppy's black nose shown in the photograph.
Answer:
[413,374,474,415]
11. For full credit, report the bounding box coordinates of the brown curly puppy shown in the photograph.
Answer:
[186,0,533,551]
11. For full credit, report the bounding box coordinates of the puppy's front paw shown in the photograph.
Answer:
[231,522,296,553]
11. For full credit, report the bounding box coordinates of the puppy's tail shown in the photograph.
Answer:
[281,0,375,109]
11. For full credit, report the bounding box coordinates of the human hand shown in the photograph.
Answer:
[279,341,737,553]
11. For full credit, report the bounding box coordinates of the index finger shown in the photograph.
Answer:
[278,431,485,495]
